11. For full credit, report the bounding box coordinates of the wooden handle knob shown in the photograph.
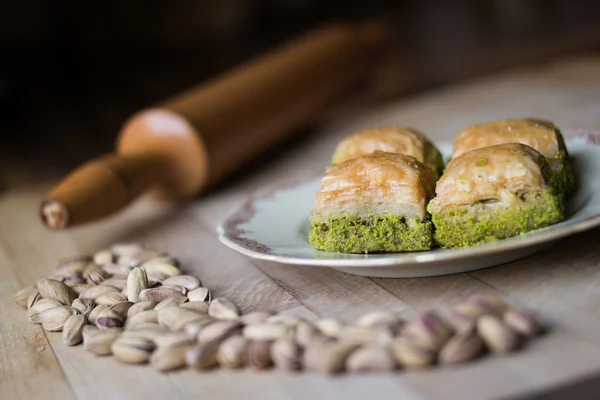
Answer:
[41,154,166,229]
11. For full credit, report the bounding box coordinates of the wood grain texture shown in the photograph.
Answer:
[1,56,600,399]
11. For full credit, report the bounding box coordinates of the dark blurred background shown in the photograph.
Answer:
[1,0,600,187]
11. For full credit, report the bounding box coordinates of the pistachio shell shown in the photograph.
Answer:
[198,320,242,344]
[390,337,436,369]
[477,315,520,354]
[316,318,345,338]
[138,287,185,303]
[180,301,209,314]
[243,324,293,341]
[154,297,188,311]
[270,338,301,372]
[95,292,128,306]
[39,305,77,331]
[217,335,248,369]
[161,275,202,291]
[108,301,134,319]
[151,344,193,372]
[28,298,62,324]
[127,301,157,318]
[14,286,36,308]
[37,278,76,306]
[125,310,159,329]
[239,311,274,326]
[346,345,396,372]
[79,285,120,301]
[87,304,108,325]
[111,336,155,364]
[62,314,87,346]
[246,340,273,370]
[157,307,209,332]
[127,267,148,303]
[93,249,114,265]
[186,341,219,370]
[208,297,240,320]
[188,287,211,303]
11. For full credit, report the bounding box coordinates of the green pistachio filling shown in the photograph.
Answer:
[554,150,575,195]
[429,190,564,248]
[309,215,433,254]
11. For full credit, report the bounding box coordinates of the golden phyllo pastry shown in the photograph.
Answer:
[428,143,564,248]
[452,118,574,194]
[310,151,436,253]
[331,126,444,179]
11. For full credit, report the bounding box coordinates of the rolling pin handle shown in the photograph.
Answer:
[40,154,166,229]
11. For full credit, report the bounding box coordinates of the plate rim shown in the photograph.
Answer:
[217,130,600,268]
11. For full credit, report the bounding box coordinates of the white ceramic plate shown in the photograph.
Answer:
[218,131,600,278]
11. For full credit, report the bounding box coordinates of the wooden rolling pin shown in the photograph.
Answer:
[41,22,386,229]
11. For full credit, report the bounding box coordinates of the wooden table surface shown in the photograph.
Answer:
[2,55,600,400]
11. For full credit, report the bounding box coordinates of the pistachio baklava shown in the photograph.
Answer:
[452,118,574,194]
[428,143,565,248]
[310,151,436,253]
[332,126,445,179]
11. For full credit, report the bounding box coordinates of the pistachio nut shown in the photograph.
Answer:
[186,341,219,370]
[390,337,436,369]
[79,285,120,301]
[246,340,273,370]
[188,287,211,303]
[477,315,520,354]
[161,275,202,292]
[100,278,127,291]
[125,310,158,329]
[243,324,293,341]
[71,298,95,319]
[303,340,357,374]
[111,335,155,364]
[93,249,114,265]
[127,301,157,318]
[316,318,345,338]
[37,278,76,306]
[28,298,62,324]
[401,311,454,351]
[270,337,301,372]
[503,308,542,337]
[439,325,485,364]
[208,298,240,320]
[154,297,188,311]
[84,328,122,356]
[127,267,148,303]
[180,301,209,314]
[138,287,185,303]
[151,344,193,372]
[96,308,124,329]
[108,301,134,319]
[39,305,77,331]
[346,345,396,373]
[62,314,86,346]
[14,286,36,308]
[87,304,108,325]
[217,335,248,369]
[239,311,274,326]
[95,292,128,306]
[157,306,209,332]
[198,320,242,344]
[26,289,41,309]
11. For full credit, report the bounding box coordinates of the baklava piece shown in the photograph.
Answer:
[452,118,574,194]
[332,127,445,179]
[310,151,436,253]
[428,143,565,248]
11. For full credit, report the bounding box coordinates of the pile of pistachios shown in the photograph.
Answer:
[14,243,543,373]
